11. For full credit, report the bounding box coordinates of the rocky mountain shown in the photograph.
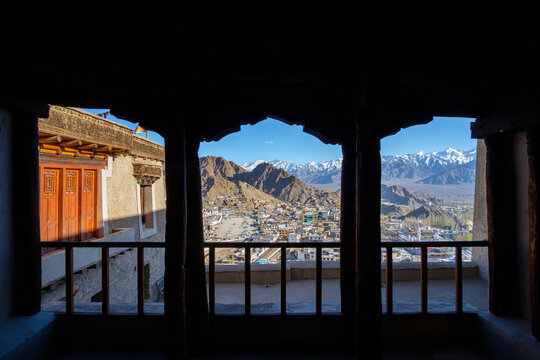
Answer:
[242,159,342,191]
[200,156,283,208]
[381,184,438,207]
[235,163,340,207]
[200,156,247,179]
[200,156,340,208]
[201,174,281,205]
[416,160,476,185]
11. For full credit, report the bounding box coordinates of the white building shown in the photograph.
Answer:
[288,232,299,243]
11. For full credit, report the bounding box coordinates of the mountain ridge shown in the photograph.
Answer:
[200,156,340,208]
[239,147,476,193]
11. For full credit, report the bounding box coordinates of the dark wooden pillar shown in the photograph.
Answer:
[340,134,357,351]
[184,135,209,356]
[164,123,188,359]
[9,104,47,316]
[355,130,382,359]
[526,126,540,340]
[485,132,518,316]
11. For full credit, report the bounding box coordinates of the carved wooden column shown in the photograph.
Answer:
[485,132,518,316]
[184,135,209,356]
[355,130,382,359]
[164,123,187,359]
[526,126,540,340]
[340,134,357,350]
[8,103,48,316]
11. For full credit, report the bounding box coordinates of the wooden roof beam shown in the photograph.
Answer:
[96,146,112,152]
[79,143,98,150]
[60,139,83,147]
[39,135,62,143]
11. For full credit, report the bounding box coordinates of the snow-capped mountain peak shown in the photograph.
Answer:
[240,147,476,190]
[241,160,267,171]
[381,147,476,182]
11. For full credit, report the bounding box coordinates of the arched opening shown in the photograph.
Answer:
[380,116,487,315]
[199,117,342,314]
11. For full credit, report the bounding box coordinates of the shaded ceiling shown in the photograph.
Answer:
[1,4,539,142]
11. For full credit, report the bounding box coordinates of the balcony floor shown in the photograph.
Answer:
[42,278,488,315]
[210,277,488,314]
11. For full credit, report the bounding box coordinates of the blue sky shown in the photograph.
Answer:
[199,116,477,163]
[380,117,477,156]
[81,109,477,164]
[199,119,342,164]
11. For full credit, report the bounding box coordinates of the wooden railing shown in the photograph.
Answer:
[41,239,488,317]
[41,241,165,316]
[382,240,488,314]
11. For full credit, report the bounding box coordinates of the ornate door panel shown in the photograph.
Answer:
[63,169,80,241]
[40,168,60,243]
[81,170,97,240]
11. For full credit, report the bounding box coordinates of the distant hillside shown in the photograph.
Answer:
[416,161,476,185]
[398,205,458,228]
[381,203,405,216]
[381,184,439,207]
[200,156,340,208]
[400,205,451,220]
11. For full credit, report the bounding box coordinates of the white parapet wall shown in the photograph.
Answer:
[41,228,135,287]
[205,260,479,284]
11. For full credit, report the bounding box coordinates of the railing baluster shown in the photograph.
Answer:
[209,246,215,316]
[137,246,145,316]
[281,246,287,315]
[65,246,73,315]
[316,246,322,315]
[455,245,463,314]
[421,246,428,314]
[386,245,393,314]
[245,246,251,315]
[102,246,109,315]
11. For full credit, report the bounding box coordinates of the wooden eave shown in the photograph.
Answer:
[38,106,134,151]
[131,136,165,162]
[38,106,164,161]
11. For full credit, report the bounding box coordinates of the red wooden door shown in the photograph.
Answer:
[40,168,60,243]
[63,169,80,241]
[81,170,97,240]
